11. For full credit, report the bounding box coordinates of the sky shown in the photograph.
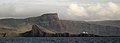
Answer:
[0,0,120,21]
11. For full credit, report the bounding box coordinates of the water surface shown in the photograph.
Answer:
[0,37,120,43]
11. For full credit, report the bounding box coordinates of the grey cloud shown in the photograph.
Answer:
[67,2,120,21]
[0,0,120,21]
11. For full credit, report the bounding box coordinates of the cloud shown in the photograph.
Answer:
[87,3,101,13]
[97,2,120,17]
[68,3,87,16]
[67,2,120,21]
[0,0,120,21]
[108,2,119,13]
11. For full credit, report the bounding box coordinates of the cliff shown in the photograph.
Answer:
[21,25,55,37]
[0,13,120,36]
[60,20,120,36]
[26,13,62,32]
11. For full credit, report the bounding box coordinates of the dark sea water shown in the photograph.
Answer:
[0,37,120,43]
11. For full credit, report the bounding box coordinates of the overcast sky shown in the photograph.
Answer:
[0,0,120,21]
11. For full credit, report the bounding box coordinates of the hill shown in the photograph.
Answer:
[0,13,120,37]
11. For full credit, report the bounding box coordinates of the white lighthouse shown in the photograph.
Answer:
[82,31,89,34]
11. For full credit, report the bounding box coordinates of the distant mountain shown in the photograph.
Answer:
[88,20,120,27]
[0,13,120,37]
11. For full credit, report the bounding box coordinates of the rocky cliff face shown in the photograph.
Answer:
[0,13,120,36]
[21,25,55,37]
[60,20,120,36]
[26,13,62,32]
[25,13,120,36]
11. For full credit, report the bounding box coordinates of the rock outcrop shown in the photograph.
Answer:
[21,25,55,37]
[26,13,62,32]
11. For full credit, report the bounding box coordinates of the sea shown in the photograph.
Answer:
[0,37,120,43]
